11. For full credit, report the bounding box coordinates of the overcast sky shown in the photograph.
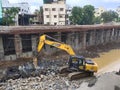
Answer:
[8,0,120,13]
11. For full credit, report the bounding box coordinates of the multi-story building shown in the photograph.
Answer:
[95,7,106,17]
[66,6,72,25]
[32,7,43,25]
[2,0,30,14]
[116,6,120,17]
[43,0,66,25]
[1,0,32,25]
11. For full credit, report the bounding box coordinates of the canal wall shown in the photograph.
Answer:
[0,25,120,60]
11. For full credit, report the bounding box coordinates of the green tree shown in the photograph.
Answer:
[94,16,102,24]
[69,5,95,25]
[2,7,19,25]
[101,10,118,23]
[82,5,95,25]
[69,6,83,25]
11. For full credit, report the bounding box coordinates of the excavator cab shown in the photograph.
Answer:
[68,56,85,71]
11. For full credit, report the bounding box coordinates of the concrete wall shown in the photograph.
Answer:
[0,27,120,60]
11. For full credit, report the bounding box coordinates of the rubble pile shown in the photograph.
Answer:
[0,73,95,90]
[0,71,119,90]
[0,58,95,90]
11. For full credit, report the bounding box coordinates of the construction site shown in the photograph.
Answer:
[0,25,120,90]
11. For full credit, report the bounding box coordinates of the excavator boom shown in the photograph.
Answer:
[37,35,75,56]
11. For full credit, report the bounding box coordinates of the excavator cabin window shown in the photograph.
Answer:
[71,57,84,66]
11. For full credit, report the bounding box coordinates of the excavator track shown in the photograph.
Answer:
[59,66,94,80]
[59,66,71,77]
[68,72,93,80]
[59,66,69,73]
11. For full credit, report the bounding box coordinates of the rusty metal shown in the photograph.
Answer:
[0,25,120,34]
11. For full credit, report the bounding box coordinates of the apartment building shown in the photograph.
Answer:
[43,0,66,25]
[95,7,106,17]
[66,6,72,25]
[1,0,33,25]
[2,0,30,14]
[116,6,120,17]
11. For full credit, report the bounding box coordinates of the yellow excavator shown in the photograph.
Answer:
[34,34,98,80]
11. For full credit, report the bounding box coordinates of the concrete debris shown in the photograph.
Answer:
[88,77,97,87]
[0,72,119,90]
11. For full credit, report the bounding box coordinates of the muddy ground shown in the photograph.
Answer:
[0,42,120,90]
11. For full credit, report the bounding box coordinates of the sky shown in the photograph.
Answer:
[8,0,120,13]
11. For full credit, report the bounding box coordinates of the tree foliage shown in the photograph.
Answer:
[94,16,102,24]
[69,7,83,25]
[69,5,95,25]
[101,10,118,23]
[1,7,19,25]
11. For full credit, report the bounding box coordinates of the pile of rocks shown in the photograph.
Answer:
[0,58,68,82]
[0,73,88,90]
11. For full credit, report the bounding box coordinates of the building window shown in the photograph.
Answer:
[47,22,50,25]
[46,15,49,18]
[52,8,56,11]
[54,22,57,25]
[54,15,57,18]
[2,34,16,55]
[59,15,63,18]
[21,35,32,52]
[60,8,64,11]
[45,8,49,11]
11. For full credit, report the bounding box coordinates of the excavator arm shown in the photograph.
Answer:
[37,34,76,56]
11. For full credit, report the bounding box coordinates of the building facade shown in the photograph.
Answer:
[116,6,120,17]
[66,6,72,25]
[43,0,66,25]
[2,0,30,14]
[95,7,106,17]
[1,0,31,25]
[32,7,43,25]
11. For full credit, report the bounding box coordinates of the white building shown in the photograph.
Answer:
[95,7,106,17]
[2,0,30,14]
[2,0,31,25]
[66,6,72,25]
[116,6,120,17]
[43,0,66,25]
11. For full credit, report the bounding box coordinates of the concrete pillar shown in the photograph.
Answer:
[114,29,118,41]
[81,31,87,49]
[31,35,38,56]
[0,36,4,60]
[111,28,115,41]
[74,32,79,49]
[100,30,104,44]
[95,30,99,45]
[89,31,93,46]
[14,34,22,58]
[90,30,96,46]
[105,30,110,43]
[57,32,61,41]
[118,30,120,41]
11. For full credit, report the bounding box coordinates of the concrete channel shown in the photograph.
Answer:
[0,25,120,90]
